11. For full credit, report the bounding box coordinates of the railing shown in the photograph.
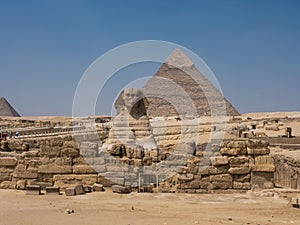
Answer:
[3,124,109,139]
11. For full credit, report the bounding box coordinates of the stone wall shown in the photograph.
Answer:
[0,135,277,192]
[273,154,300,189]
[161,139,275,193]
[0,135,101,190]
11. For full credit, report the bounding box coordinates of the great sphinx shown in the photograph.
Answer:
[101,88,157,164]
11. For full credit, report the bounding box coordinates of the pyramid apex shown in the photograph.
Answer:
[165,48,194,68]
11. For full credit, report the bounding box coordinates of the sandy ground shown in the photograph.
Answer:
[0,189,300,225]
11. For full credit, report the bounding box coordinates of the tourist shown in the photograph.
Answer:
[9,131,13,139]
[2,130,7,140]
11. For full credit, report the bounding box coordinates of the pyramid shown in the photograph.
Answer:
[143,49,240,118]
[0,97,20,117]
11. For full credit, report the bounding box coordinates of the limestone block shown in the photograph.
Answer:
[247,140,269,149]
[0,166,14,173]
[0,172,12,182]
[9,140,30,152]
[125,147,135,159]
[40,146,61,157]
[107,144,125,156]
[210,174,233,189]
[80,149,97,157]
[228,167,251,175]
[21,150,39,158]
[27,179,53,188]
[188,180,201,189]
[54,157,72,166]
[228,156,249,167]
[175,142,196,155]
[74,185,85,195]
[84,186,92,193]
[233,181,251,190]
[16,159,39,170]
[92,157,105,165]
[0,181,11,189]
[73,157,90,165]
[178,173,194,182]
[38,165,73,174]
[80,141,98,150]
[105,165,127,173]
[111,185,131,194]
[16,180,27,190]
[210,174,232,182]
[247,140,269,155]
[45,186,60,195]
[247,148,270,155]
[65,187,76,196]
[45,139,64,147]
[15,164,27,172]
[211,181,232,189]
[20,143,29,152]
[93,165,107,173]
[72,165,97,174]
[40,157,72,166]
[142,156,152,166]
[0,152,11,157]
[61,148,80,158]
[224,140,247,149]
[13,169,38,179]
[131,159,142,166]
[63,141,79,149]
[178,182,197,189]
[211,156,228,166]
[233,174,251,183]
[199,165,229,176]
[93,183,105,192]
[62,135,73,142]
[0,157,17,166]
[220,147,247,156]
[199,177,210,189]
[0,140,9,151]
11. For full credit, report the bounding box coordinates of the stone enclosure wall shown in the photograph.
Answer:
[273,154,300,189]
[162,139,275,193]
[0,135,278,192]
[0,135,100,189]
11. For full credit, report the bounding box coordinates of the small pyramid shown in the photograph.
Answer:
[143,49,240,117]
[0,97,20,117]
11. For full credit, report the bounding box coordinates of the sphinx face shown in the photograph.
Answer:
[123,88,142,111]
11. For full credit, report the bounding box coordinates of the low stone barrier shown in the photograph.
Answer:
[0,136,279,192]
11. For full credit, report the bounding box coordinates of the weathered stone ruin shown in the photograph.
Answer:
[0,49,300,195]
[0,133,277,193]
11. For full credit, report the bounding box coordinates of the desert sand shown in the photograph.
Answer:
[0,189,299,225]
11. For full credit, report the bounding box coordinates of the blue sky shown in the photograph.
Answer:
[0,0,300,116]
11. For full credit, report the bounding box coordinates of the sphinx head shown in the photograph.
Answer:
[114,88,148,119]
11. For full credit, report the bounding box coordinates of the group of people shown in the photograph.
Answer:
[0,129,19,140]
